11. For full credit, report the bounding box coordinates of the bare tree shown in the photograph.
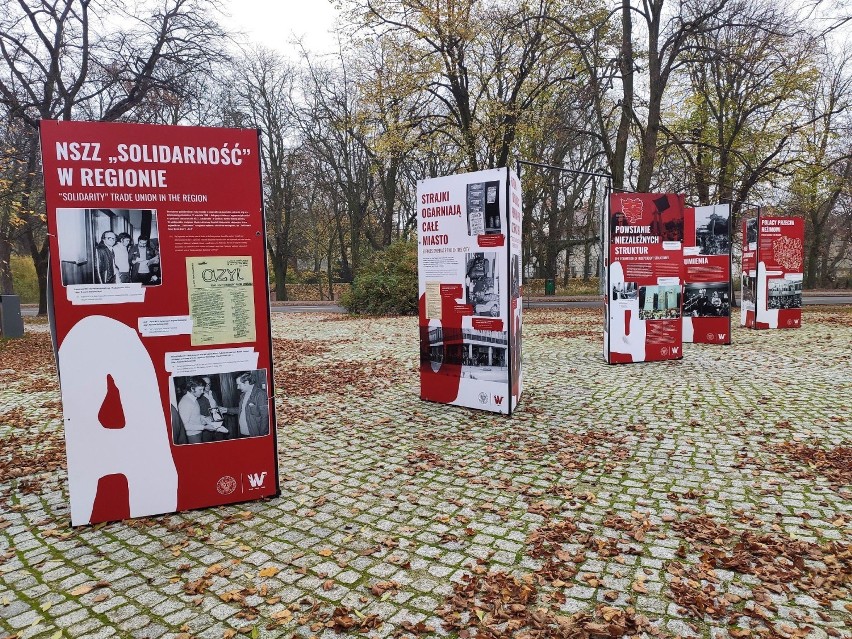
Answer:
[347,0,576,171]
[297,53,376,279]
[0,120,31,294]
[784,49,852,287]
[227,48,302,300]
[0,0,227,313]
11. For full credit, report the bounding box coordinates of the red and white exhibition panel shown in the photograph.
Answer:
[682,205,732,344]
[604,193,685,363]
[740,214,804,330]
[417,168,522,414]
[40,120,278,525]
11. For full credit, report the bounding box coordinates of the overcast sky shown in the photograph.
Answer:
[222,0,341,56]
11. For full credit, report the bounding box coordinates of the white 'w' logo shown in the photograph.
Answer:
[247,472,267,489]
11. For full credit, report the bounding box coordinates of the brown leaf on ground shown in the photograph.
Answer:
[767,441,852,490]
[370,580,399,597]
[667,513,852,635]
[258,566,280,578]
[631,578,648,594]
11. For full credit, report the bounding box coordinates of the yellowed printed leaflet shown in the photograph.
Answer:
[186,256,256,346]
[425,281,442,320]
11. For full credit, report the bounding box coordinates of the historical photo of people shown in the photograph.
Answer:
[683,282,730,317]
[511,254,520,299]
[170,370,269,445]
[638,284,681,320]
[465,252,500,317]
[695,207,730,255]
[55,208,162,286]
[461,328,508,382]
[746,218,758,245]
[612,281,638,301]
[741,274,756,305]
[768,278,802,309]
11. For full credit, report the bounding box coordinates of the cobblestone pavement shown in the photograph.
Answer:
[1,308,850,639]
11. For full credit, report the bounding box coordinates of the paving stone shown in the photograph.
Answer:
[5,609,39,630]
[2,309,850,639]
[78,627,117,639]
[0,599,32,621]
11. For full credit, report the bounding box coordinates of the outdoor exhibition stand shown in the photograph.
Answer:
[604,192,685,363]
[682,204,732,344]
[417,168,523,414]
[39,120,279,525]
[741,214,804,330]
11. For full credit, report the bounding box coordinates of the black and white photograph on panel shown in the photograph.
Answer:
[696,207,730,255]
[466,181,501,236]
[423,325,464,374]
[511,254,520,299]
[638,285,681,320]
[462,328,508,382]
[465,251,500,317]
[171,370,269,445]
[612,281,638,301]
[55,208,162,286]
[746,218,758,245]
[683,282,730,317]
[741,274,756,305]
[768,278,802,310]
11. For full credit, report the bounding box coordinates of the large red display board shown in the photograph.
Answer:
[741,214,803,330]
[39,120,278,525]
[417,168,522,414]
[604,193,685,363]
[682,205,732,344]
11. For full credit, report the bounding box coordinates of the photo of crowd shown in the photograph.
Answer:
[56,208,162,286]
[170,370,269,445]
[638,284,681,320]
[768,278,802,309]
[683,282,730,317]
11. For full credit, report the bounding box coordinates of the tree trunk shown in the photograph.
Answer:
[612,0,634,190]
[804,222,821,289]
[336,211,351,283]
[274,260,286,302]
[0,239,13,295]
[583,240,592,281]
[636,24,662,192]
[326,235,336,301]
[36,243,48,315]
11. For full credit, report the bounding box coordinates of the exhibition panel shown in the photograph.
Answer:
[417,168,523,414]
[604,193,685,364]
[741,214,804,330]
[40,120,278,525]
[682,204,732,344]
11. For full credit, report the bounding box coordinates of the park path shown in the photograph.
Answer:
[1,307,850,639]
